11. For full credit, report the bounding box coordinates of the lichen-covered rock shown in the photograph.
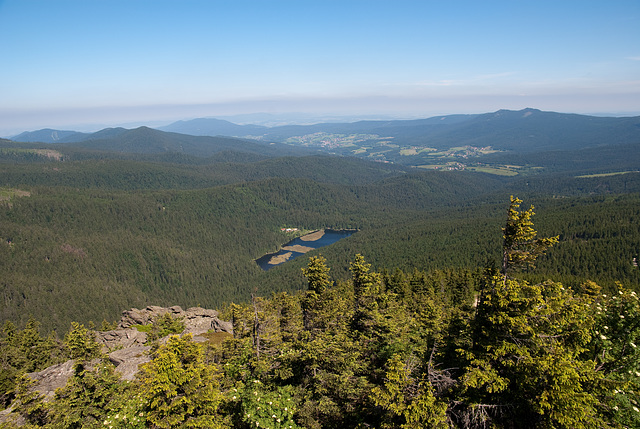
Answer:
[108,346,151,381]
[95,328,147,351]
[117,305,232,335]
[183,307,233,335]
[26,359,79,399]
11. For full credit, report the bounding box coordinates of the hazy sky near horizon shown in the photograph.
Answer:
[1,0,639,135]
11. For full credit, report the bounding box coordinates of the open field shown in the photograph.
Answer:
[467,166,520,176]
[0,187,31,203]
[576,171,639,178]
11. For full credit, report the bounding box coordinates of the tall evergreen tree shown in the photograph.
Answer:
[139,334,228,428]
[501,196,558,279]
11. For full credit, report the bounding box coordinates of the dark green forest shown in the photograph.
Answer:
[1,139,640,332]
[1,199,639,428]
[1,122,640,427]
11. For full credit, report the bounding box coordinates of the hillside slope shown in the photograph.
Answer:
[159,108,640,153]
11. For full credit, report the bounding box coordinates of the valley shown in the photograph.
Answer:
[0,108,639,334]
[3,1,638,425]
[1,108,640,428]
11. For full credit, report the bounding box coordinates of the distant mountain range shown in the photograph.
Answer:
[2,107,640,335]
[156,108,640,153]
[9,126,315,159]
[159,118,268,137]
[10,127,128,144]
[8,109,640,167]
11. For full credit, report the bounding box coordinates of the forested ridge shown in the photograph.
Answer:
[10,109,640,173]
[157,108,640,153]
[1,143,640,332]
[1,198,639,428]
[1,123,640,427]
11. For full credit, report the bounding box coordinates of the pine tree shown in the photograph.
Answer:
[460,198,601,428]
[139,334,227,428]
[64,322,101,361]
[302,255,332,332]
[501,196,558,279]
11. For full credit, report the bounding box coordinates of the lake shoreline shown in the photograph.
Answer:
[256,228,357,271]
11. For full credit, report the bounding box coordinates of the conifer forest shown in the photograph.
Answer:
[1,112,640,428]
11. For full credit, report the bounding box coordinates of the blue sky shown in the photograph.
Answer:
[1,0,639,135]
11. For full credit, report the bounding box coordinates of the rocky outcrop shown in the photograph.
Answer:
[0,305,232,426]
[118,305,182,328]
[108,346,151,380]
[94,305,232,352]
[118,305,233,335]
[92,305,232,378]
[182,307,233,335]
[95,328,147,350]
[27,360,80,400]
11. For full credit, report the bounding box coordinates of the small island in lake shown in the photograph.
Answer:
[298,229,326,241]
[266,252,294,265]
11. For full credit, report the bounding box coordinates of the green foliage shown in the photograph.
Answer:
[350,253,382,306]
[371,354,448,428]
[302,255,332,295]
[147,313,186,343]
[302,256,332,332]
[3,190,640,428]
[12,376,49,427]
[4,257,640,428]
[0,320,62,410]
[463,277,601,427]
[139,334,227,428]
[587,286,640,427]
[14,319,58,373]
[456,198,605,427]
[98,319,118,332]
[47,362,124,429]
[501,195,558,276]
[63,322,101,361]
[101,388,148,429]
[230,381,301,429]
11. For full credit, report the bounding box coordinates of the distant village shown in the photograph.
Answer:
[281,227,299,232]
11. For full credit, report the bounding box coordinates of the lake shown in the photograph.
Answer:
[256,229,355,271]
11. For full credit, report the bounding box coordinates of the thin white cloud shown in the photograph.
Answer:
[409,72,518,90]
[412,80,459,87]
[474,72,518,81]
[626,56,640,61]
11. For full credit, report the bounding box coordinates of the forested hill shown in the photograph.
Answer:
[1,200,639,428]
[9,129,82,143]
[1,154,640,333]
[157,108,640,152]
[13,109,640,154]
[0,155,407,189]
[1,109,639,337]
[9,126,316,159]
[0,168,502,332]
[63,126,315,158]
[158,117,268,137]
